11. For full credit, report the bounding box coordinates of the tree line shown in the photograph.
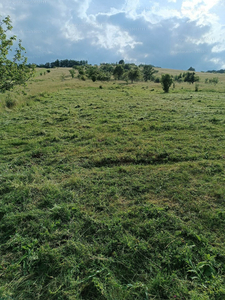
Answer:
[35,59,88,68]
[69,62,160,84]
[206,69,225,73]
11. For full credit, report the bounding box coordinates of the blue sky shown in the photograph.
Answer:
[1,0,225,71]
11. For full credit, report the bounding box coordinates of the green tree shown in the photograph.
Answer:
[85,65,98,79]
[122,71,129,83]
[0,15,35,92]
[96,72,111,81]
[128,68,140,83]
[55,59,60,67]
[143,65,157,82]
[113,65,124,80]
[78,67,85,76]
[124,63,131,70]
[99,63,114,73]
[184,72,199,84]
[161,74,173,93]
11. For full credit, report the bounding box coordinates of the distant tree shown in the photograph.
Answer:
[143,65,157,82]
[161,74,173,93]
[119,59,125,65]
[55,59,60,67]
[207,69,225,74]
[124,63,131,70]
[0,15,35,92]
[85,66,98,79]
[45,62,51,68]
[50,59,88,68]
[188,67,195,71]
[128,68,140,83]
[174,73,183,82]
[84,65,111,82]
[99,63,114,73]
[113,65,124,80]
[209,77,219,85]
[97,72,111,81]
[122,71,129,83]
[78,67,85,76]
[184,72,199,84]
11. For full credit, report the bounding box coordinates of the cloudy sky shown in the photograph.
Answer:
[1,0,225,71]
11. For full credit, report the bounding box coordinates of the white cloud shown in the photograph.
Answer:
[77,0,92,19]
[90,23,142,60]
[212,44,225,53]
[122,0,140,18]
[62,21,84,42]
[181,0,220,23]
[0,0,224,70]
[209,57,225,68]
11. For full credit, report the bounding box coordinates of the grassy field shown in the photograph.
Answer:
[1,68,225,299]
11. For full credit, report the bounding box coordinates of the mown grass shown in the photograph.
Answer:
[0,69,225,299]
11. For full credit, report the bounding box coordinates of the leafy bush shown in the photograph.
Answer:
[77,74,86,80]
[195,83,199,92]
[69,69,75,78]
[154,77,160,83]
[5,95,16,108]
[161,74,173,92]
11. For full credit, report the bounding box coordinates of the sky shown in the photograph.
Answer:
[1,0,225,71]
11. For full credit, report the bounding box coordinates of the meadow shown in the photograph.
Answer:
[0,67,225,299]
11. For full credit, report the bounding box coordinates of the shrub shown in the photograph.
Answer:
[161,74,173,93]
[91,75,97,82]
[154,77,160,83]
[5,95,16,108]
[195,83,199,92]
[69,69,75,78]
[61,74,66,81]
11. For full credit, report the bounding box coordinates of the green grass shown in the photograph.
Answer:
[1,69,225,299]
